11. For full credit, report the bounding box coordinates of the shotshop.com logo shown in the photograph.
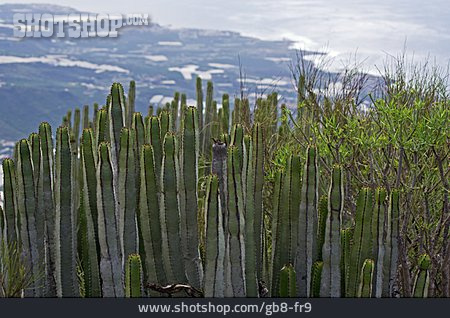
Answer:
[12,13,150,38]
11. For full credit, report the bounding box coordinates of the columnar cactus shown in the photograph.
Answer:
[118,128,138,262]
[2,158,18,244]
[279,264,297,297]
[412,254,431,298]
[203,175,225,297]
[139,144,166,285]
[295,145,319,297]
[372,188,387,297]
[55,127,78,297]
[320,165,343,298]
[179,107,203,289]
[358,259,374,298]
[381,189,400,297]
[38,122,57,296]
[226,146,246,297]
[160,133,187,284]
[97,142,123,297]
[16,139,41,297]
[125,254,143,298]
[347,188,374,297]
[311,261,323,297]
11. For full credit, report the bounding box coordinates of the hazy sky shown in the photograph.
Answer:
[3,0,450,73]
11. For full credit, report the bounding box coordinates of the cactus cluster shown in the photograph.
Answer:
[0,78,429,298]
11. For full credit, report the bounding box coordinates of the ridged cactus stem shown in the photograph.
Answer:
[97,142,123,297]
[127,80,136,127]
[82,105,89,130]
[271,155,300,296]
[17,139,41,297]
[347,187,374,297]
[279,264,296,297]
[139,144,166,286]
[203,175,225,297]
[295,145,319,297]
[382,189,400,297]
[118,128,138,265]
[160,133,187,284]
[2,158,18,244]
[108,83,126,169]
[180,107,203,288]
[202,81,214,157]
[211,140,228,295]
[320,165,343,298]
[311,261,323,297]
[147,116,163,184]
[412,254,431,298]
[373,188,387,298]
[316,195,328,261]
[38,122,57,296]
[244,137,257,297]
[80,129,101,297]
[270,170,284,296]
[125,254,143,298]
[95,108,108,149]
[196,77,204,134]
[226,146,246,297]
[358,259,374,297]
[55,127,78,297]
[340,227,353,297]
[252,124,264,282]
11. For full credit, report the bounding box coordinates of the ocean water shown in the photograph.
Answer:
[5,0,450,74]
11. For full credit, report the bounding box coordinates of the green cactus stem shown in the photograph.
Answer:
[372,188,387,298]
[311,261,323,297]
[55,127,78,297]
[118,128,138,262]
[2,158,18,244]
[279,264,297,297]
[160,133,187,284]
[412,254,431,298]
[203,175,225,297]
[320,165,343,298]
[179,107,203,289]
[381,189,400,297]
[358,259,374,298]
[295,145,319,297]
[38,122,57,296]
[139,144,166,285]
[97,142,123,297]
[125,254,143,298]
[347,187,374,297]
